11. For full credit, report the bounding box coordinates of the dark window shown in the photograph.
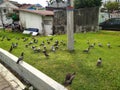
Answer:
[3,9,6,13]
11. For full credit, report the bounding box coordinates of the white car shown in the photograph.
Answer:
[23,28,39,36]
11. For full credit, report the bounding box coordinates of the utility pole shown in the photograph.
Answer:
[0,8,5,31]
[67,0,74,51]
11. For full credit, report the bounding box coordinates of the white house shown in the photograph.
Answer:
[0,0,18,27]
[18,9,54,35]
[103,0,120,2]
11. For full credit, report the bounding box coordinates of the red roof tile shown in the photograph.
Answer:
[19,4,33,9]
[19,9,54,16]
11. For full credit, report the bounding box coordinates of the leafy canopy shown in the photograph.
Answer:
[48,0,64,5]
[104,1,119,12]
[74,0,102,9]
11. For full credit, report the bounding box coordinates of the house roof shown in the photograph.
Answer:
[35,4,42,7]
[19,4,33,9]
[0,0,18,8]
[18,3,43,9]
[17,9,54,16]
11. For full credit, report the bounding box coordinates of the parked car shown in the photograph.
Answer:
[23,28,39,36]
[99,18,120,31]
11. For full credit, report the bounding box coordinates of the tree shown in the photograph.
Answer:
[12,13,19,22]
[104,1,119,12]
[47,0,65,7]
[104,1,119,18]
[74,0,102,9]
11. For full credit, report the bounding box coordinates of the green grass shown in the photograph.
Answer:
[0,30,120,90]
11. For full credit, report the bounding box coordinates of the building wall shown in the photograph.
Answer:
[19,11,53,35]
[44,16,53,35]
[103,0,120,2]
[19,11,43,34]
[0,1,18,9]
[99,12,109,23]
[0,1,18,27]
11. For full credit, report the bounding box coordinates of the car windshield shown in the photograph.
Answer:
[104,18,120,24]
[26,28,38,32]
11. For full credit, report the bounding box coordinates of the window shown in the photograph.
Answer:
[3,9,6,13]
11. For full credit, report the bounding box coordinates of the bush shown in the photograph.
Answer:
[74,0,102,9]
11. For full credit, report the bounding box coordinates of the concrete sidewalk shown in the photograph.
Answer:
[0,74,15,90]
[0,63,26,90]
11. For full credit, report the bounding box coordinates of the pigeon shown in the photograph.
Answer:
[63,72,76,86]
[43,46,47,50]
[44,52,49,57]
[12,42,18,48]
[42,49,46,53]
[33,39,38,43]
[40,41,45,46]
[54,40,59,46]
[89,43,95,48]
[33,47,40,53]
[46,39,51,44]
[23,38,28,42]
[118,45,120,47]
[55,45,59,50]
[43,49,49,57]
[31,46,36,50]
[7,37,11,41]
[98,42,103,47]
[16,52,24,64]
[60,40,66,46]
[25,44,28,48]
[47,41,50,44]
[28,41,33,45]
[96,58,102,66]
[107,42,111,48]
[9,46,13,52]
[49,37,53,41]
[83,47,90,53]
[51,45,55,52]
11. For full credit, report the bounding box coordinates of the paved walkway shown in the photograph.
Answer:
[0,74,15,90]
[0,63,26,90]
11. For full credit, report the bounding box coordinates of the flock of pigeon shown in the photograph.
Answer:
[83,40,112,53]
[0,35,117,87]
[7,37,66,62]
[82,40,112,67]
[0,36,68,64]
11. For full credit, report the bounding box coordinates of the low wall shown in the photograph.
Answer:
[75,25,99,33]
[0,48,67,90]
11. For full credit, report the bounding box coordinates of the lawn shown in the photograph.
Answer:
[0,30,120,90]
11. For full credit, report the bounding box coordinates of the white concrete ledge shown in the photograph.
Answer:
[0,48,67,90]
